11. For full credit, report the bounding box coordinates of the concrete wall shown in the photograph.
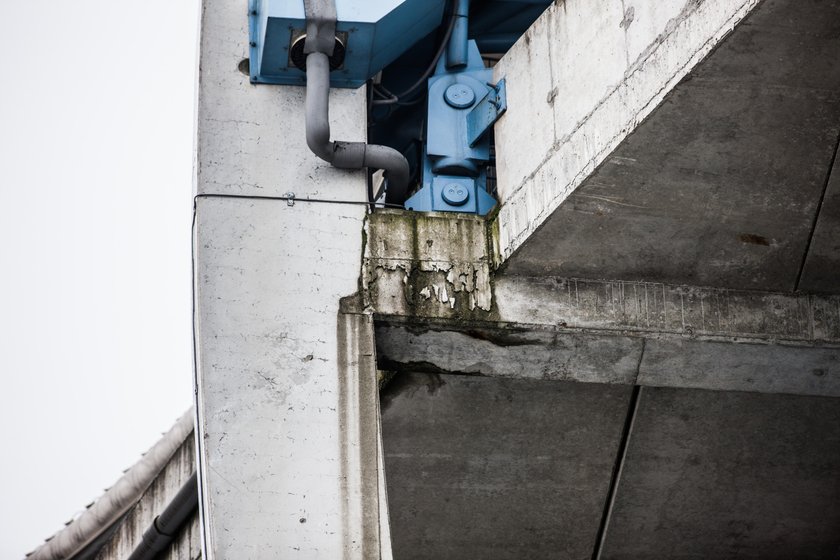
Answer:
[492,0,761,265]
[193,0,385,557]
[381,373,633,559]
[599,387,840,558]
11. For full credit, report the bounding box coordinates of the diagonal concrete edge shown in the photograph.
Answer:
[492,0,762,265]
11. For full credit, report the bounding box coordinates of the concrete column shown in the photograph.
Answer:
[192,1,385,557]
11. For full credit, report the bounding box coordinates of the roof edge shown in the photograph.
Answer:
[26,408,195,560]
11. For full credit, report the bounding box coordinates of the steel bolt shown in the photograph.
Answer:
[442,183,469,206]
[444,84,476,109]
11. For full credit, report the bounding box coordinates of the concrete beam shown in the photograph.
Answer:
[491,0,761,265]
[365,211,840,397]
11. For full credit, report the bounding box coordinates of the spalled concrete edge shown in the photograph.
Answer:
[362,210,494,319]
[492,0,762,265]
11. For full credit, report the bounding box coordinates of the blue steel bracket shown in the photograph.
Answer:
[466,79,507,147]
[404,174,497,215]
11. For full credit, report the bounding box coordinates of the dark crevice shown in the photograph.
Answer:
[794,126,840,292]
[591,384,643,560]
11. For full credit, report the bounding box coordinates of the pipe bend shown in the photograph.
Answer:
[363,144,410,203]
[304,50,410,203]
[305,53,334,162]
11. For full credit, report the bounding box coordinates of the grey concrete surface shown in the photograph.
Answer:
[600,387,840,558]
[375,323,643,385]
[380,373,633,560]
[375,322,840,398]
[502,0,840,293]
[639,338,840,397]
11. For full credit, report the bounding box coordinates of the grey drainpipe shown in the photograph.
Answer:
[125,472,198,560]
[303,0,410,204]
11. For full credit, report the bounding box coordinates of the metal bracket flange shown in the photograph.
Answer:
[466,78,507,147]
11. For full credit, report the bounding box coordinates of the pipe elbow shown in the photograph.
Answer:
[306,125,333,163]
[305,52,334,163]
[303,48,410,204]
[364,144,410,203]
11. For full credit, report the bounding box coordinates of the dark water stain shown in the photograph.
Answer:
[738,233,771,246]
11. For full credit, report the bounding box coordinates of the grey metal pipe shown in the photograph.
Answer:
[446,0,470,69]
[125,472,199,560]
[305,52,410,203]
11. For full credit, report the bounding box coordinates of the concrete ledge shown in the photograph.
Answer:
[492,0,761,264]
[493,276,840,344]
[376,322,642,385]
[364,206,840,397]
[375,321,840,398]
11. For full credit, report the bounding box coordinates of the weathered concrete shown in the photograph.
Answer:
[500,0,840,292]
[363,210,493,318]
[376,323,642,385]
[599,387,840,558]
[493,0,762,265]
[375,322,840,398]
[380,372,634,560]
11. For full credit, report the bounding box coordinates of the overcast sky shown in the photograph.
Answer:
[0,1,199,557]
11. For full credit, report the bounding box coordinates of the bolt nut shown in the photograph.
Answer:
[441,183,470,206]
[444,84,476,109]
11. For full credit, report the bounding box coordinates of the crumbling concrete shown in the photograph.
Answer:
[365,211,840,397]
[363,210,493,318]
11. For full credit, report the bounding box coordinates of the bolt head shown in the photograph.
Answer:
[441,183,470,206]
[444,84,476,109]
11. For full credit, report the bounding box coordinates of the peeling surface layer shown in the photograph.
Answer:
[364,210,493,317]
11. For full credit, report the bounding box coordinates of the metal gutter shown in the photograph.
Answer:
[26,409,195,560]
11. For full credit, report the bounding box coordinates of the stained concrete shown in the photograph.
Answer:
[380,373,633,560]
[600,387,840,558]
[375,322,840,398]
[502,0,840,293]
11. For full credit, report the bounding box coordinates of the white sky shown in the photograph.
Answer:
[0,1,199,557]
